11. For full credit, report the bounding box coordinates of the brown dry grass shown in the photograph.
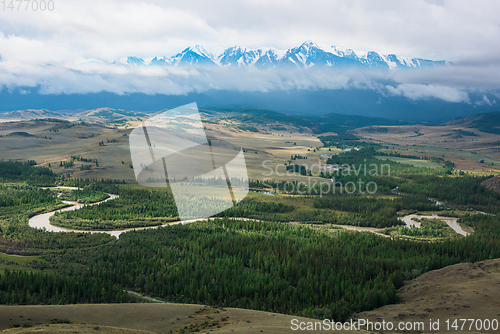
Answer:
[0,303,365,334]
[3,323,154,333]
[360,258,500,332]
[355,125,500,172]
[0,118,330,183]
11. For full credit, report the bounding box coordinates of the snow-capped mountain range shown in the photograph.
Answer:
[106,41,448,70]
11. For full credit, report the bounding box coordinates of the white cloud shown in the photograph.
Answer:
[475,95,493,106]
[385,83,470,103]
[0,0,499,102]
[1,57,495,106]
[1,0,500,62]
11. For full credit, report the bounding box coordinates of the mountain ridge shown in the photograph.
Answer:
[0,106,442,133]
[446,111,500,134]
[102,41,447,70]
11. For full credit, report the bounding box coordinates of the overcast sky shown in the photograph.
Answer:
[0,0,499,100]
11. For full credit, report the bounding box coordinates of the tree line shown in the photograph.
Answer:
[0,270,132,305]
[0,161,56,186]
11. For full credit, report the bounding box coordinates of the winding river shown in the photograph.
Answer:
[29,187,471,239]
[392,187,471,236]
[399,213,471,236]
[28,187,195,238]
[29,187,389,239]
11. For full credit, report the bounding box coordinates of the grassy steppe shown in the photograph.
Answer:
[1,112,500,333]
[0,304,335,334]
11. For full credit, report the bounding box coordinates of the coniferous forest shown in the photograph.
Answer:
[39,215,500,321]
[1,149,500,323]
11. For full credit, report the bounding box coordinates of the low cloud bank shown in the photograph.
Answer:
[0,59,499,106]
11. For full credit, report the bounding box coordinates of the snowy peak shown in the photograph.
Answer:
[169,44,217,66]
[150,56,172,66]
[112,56,146,66]
[218,47,263,67]
[186,44,213,59]
[254,49,282,68]
[110,41,447,70]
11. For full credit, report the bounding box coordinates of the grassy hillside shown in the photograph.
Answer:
[362,258,500,328]
[447,110,500,134]
[312,112,406,133]
[0,304,344,333]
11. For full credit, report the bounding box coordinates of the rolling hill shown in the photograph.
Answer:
[446,111,500,134]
